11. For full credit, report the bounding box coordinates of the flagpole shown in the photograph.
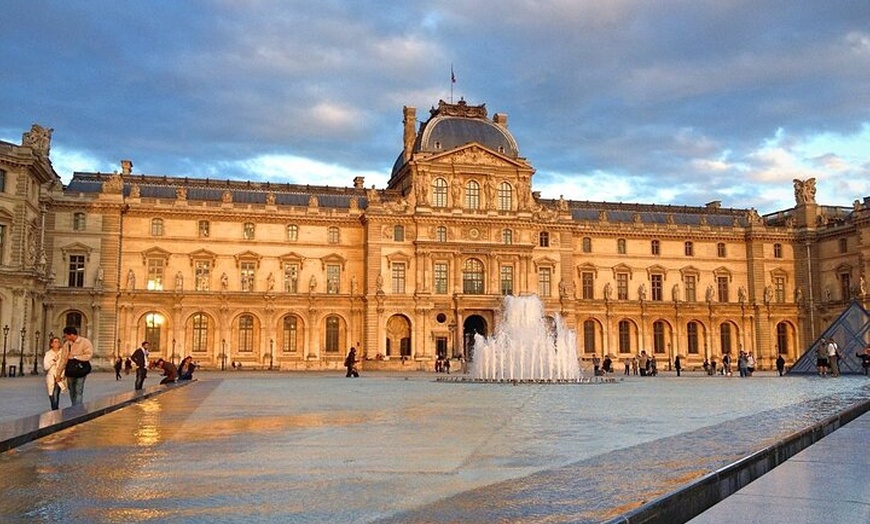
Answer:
[450,63,455,103]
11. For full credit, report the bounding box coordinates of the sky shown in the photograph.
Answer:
[2,1,869,213]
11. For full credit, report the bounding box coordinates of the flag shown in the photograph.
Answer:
[451,65,456,84]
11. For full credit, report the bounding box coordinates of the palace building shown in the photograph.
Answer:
[1,100,868,373]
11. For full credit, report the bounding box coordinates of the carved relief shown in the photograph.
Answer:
[22,124,53,156]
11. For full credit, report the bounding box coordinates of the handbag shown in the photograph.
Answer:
[65,358,92,378]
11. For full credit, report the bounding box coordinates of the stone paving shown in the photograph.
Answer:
[0,370,867,523]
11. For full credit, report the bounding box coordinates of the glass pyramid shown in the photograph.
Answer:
[788,300,870,374]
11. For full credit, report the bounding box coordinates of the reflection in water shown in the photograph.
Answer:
[0,376,866,523]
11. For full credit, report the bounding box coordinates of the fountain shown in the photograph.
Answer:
[469,294,584,382]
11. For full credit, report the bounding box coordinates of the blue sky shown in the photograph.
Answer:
[2,1,869,212]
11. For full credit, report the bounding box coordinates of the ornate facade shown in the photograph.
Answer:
[2,101,868,373]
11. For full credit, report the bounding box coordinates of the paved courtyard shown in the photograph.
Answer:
[0,370,867,522]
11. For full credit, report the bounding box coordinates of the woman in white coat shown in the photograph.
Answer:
[43,336,66,410]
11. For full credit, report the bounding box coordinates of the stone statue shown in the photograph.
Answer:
[126,269,136,290]
[351,276,358,295]
[451,181,462,207]
[96,266,104,285]
[559,280,568,297]
[825,287,832,302]
[737,286,746,304]
[638,284,647,301]
[130,184,141,198]
[367,185,380,204]
[705,284,715,302]
[793,178,817,205]
[763,285,772,305]
[860,276,866,296]
[376,273,384,292]
[266,192,276,205]
[794,287,804,306]
[309,275,317,293]
[558,195,568,212]
[604,282,612,301]
[267,272,275,292]
[221,272,229,290]
[221,190,233,203]
[308,195,318,207]
[22,124,53,155]
[176,187,187,200]
[672,283,680,302]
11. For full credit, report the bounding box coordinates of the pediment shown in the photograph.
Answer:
[533,255,559,269]
[612,263,633,278]
[234,250,263,268]
[188,249,217,266]
[60,242,93,261]
[429,144,524,169]
[278,251,306,263]
[141,246,172,265]
[576,262,598,278]
[321,253,347,270]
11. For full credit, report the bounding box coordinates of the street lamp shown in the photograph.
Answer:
[172,338,177,366]
[269,338,274,370]
[18,327,26,378]
[1,325,8,377]
[32,330,41,375]
[220,338,227,371]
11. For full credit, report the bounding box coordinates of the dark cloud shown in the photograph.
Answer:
[2,0,868,210]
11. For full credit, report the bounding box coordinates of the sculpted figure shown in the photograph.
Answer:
[126,269,136,290]
[604,282,612,301]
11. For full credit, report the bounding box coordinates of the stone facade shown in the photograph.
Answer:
[2,103,868,373]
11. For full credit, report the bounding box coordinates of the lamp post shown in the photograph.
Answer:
[220,338,227,371]
[32,330,41,375]
[18,327,26,378]
[269,338,274,370]
[1,325,8,377]
[172,338,177,366]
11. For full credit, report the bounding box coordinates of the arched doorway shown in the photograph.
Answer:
[462,315,488,360]
[386,315,412,358]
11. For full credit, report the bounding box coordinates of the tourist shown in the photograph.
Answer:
[631,356,639,375]
[776,354,786,376]
[156,358,178,384]
[444,357,451,374]
[114,356,123,380]
[131,341,149,391]
[592,354,601,376]
[344,347,359,377]
[43,336,66,410]
[722,353,732,376]
[62,326,93,406]
[649,355,658,376]
[674,354,682,377]
[178,356,196,380]
[737,351,748,377]
[857,344,870,376]
[124,357,132,375]
[623,357,631,376]
[710,359,717,376]
[816,339,829,377]
[746,353,756,376]
[827,339,840,377]
[638,351,649,376]
[702,358,710,374]
[602,355,612,374]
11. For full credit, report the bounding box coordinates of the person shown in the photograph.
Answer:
[638,351,649,377]
[702,358,710,375]
[592,354,601,376]
[602,355,612,374]
[43,336,66,410]
[827,338,840,377]
[124,357,132,375]
[114,356,123,380]
[816,339,829,377]
[444,357,451,374]
[62,326,93,406]
[624,358,631,375]
[674,354,682,377]
[857,345,870,376]
[178,356,196,380]
[344,347,359,377]
[737,351,748,377]
[156,358,178,384]
[746,353,756,376]
[776,354,786,376]
[131,341,149,390]
[722,353,732,376]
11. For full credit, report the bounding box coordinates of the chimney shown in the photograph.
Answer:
[403,106,417,162]
[493,113,508,128]
[120,159,133,175]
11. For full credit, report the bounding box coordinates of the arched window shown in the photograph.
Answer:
[286,224,298,241]
[432,178,448,208]
[618,320,631,353]
[144,312,165,353]
[687,321,699,354]
[653,321,666,353]
[583,320,597,353]
[282,315,299,353]
[617,238,627,254]
[191,313,209,353]
[720,323,733,354]
[502,229,513,245]
[65,311,83,333]
[462,258,485,294]
[465,180,480,209]
[151,218,164,236]
[327,226,340,244]
[325,315,340,353]
[497,182,513,211]
[776,322,788,355]
[238,315,254,352]
[435,226,447,242]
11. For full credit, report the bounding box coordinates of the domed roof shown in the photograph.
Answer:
[419,100,518,158]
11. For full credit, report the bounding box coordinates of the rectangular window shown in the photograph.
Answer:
[538,267,552,297]
[287,224,298,241]
[651,274,663,301]
[584,321,596,353]
[327,264,340,294]
[73,212,86,231]
[328,227,340,244]
[243,223,255,240]
[618,321,631,353]
[685,275,697,302]
[774,276,785,303]
[151,218,164,236]
[687,323,699,354]
[651,240,660,256]
[617,238,626,254]
[284,263,299,293]
[500,265,513,295]
[840,273,851,301]
[434,263,448,294]
[539,231,549,247]
[192,314,208,352]
[391,263,406,294]
[241,262,256,292]
[839,238,847,254]
[717,242,726,258]
[502,229,512,245]
[68,255,86,287]
[616,273,628,300]
[0,169,5,192]
[0,224,5,265]
[394,225,405,242]
[581,272,594,299]
[283,316,298,352]
[198,220,210,238]
[147,259,164,291]
[685,241,694,256]
[238,316,254,352]
[194,261,211,291]
[717,276,729,303]
[653,322,666,353]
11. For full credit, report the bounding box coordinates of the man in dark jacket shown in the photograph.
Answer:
[131,341,149,390]
[156,358,178,384]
